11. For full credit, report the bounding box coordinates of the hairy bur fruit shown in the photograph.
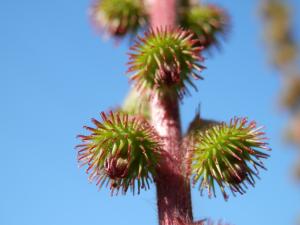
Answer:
[183,111,221,175]
[128,27,205,98]
[90,0,147,37]
[76,111,162,195]
[190,117,270,200]
[180,4,229,48]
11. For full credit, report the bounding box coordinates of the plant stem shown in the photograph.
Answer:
[151,95,193,225]
[147,0,194,224]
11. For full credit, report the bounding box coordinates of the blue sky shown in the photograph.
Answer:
[1,0,300,225]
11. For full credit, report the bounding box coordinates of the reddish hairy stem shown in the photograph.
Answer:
[147,0,194,224]
[151,95,193,225]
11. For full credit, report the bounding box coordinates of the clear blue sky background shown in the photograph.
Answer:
[1,0,300,225]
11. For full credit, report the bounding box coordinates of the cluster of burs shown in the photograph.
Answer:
[77,0,271,202]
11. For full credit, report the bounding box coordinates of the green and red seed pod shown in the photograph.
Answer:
[183,109,221,176]
[180,4,229,48]
[127,27,205,99]
[190,117,270,200]
[90,0,147,38]
[76,111,163,195]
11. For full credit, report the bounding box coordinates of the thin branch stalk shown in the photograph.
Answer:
[147,0,194,224]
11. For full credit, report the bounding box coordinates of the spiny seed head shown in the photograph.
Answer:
[90,0,147,38]
[190,117,270,200]
[128,27,205,99]
[180,4,229,48]
[76,111,162,195]
[183,111,221,176]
